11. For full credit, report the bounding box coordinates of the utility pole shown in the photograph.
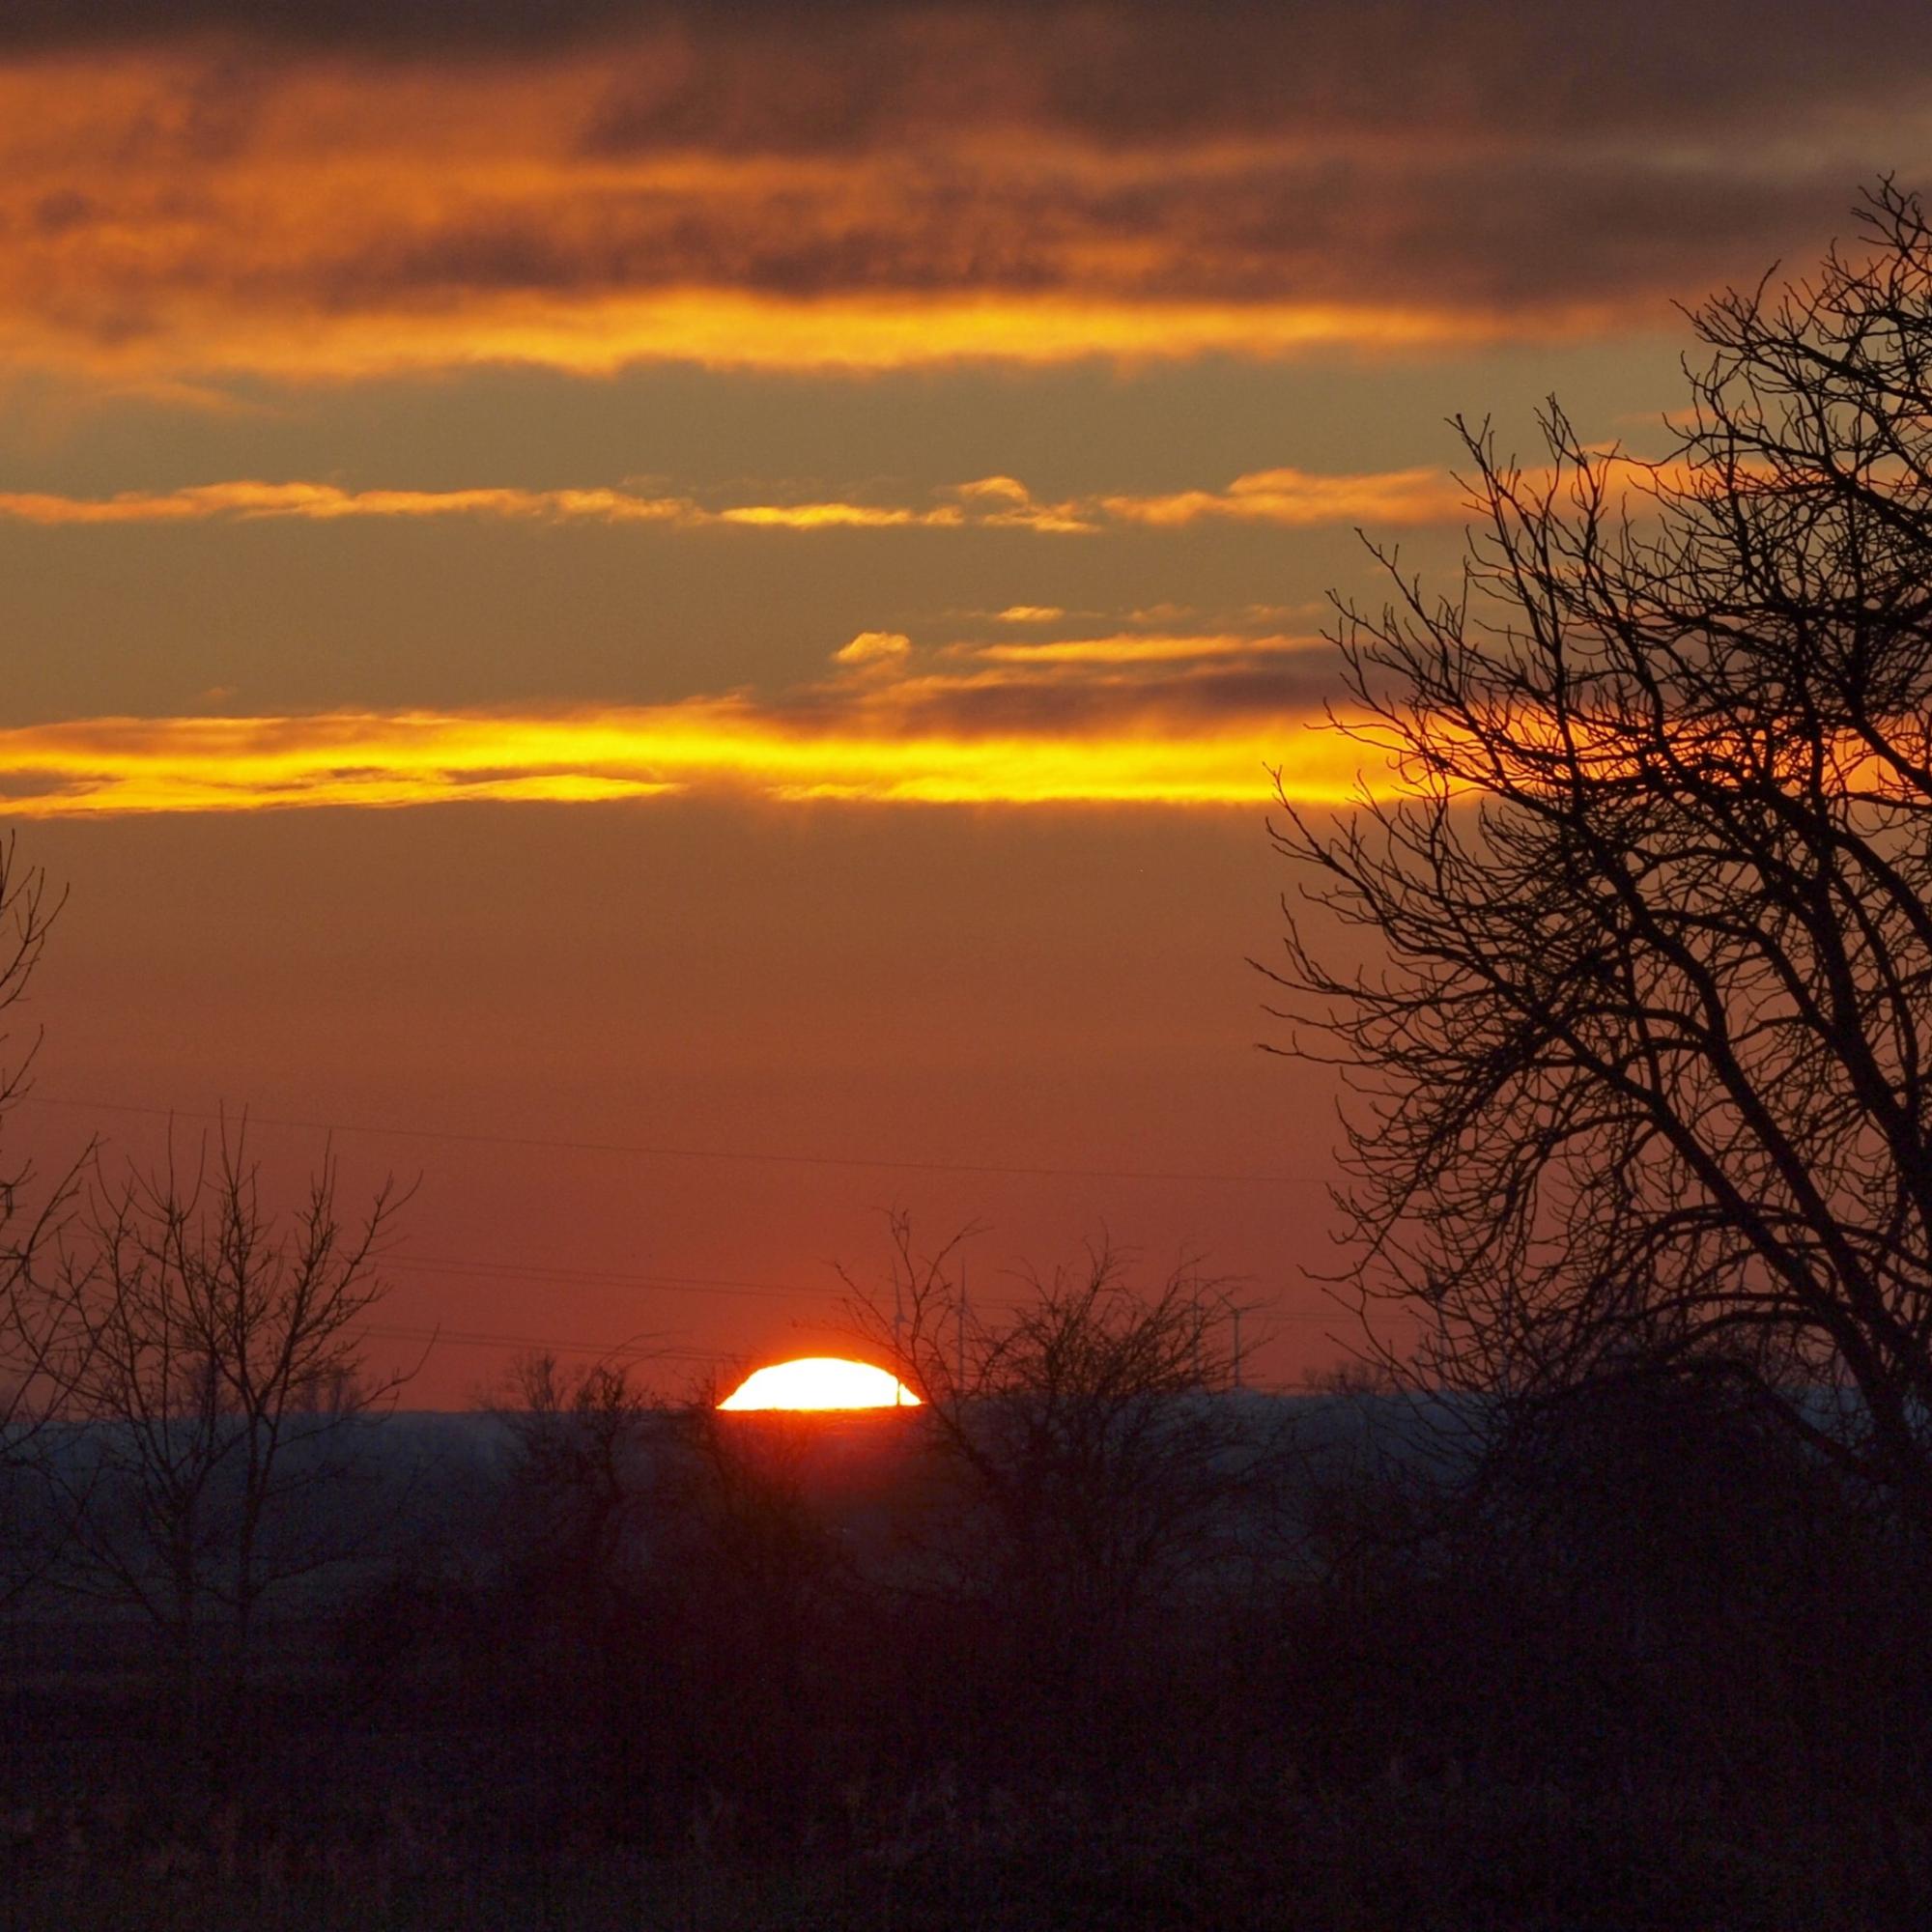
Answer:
[1233,1307,1243,1390]
[956,1255,968,1394]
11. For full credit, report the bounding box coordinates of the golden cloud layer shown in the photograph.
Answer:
[960,634,1290,665]
[0,482,692,527]
[0,293,1533,385]
[0,701,1373,815]
[0,624,1370,814]
[1101,467,1469,528]
[0,465,1503,533]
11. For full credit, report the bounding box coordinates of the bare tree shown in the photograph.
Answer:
[1265,180,1932,1523]
[48,1123,410,1719]
[489,1352,672,1819]
[0,835,83,1604]
[495,1350,664,1610]
[843,1217,1273,1777]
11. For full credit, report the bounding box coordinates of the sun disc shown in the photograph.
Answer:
[718,1356,920,1411]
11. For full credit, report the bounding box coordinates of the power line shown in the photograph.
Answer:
[356,1322,1312,1398]
[15,1095,1349,1357]
[367,1322,695,1357]
[17,1094,1328,1189]
[356,1263,1348,1374]
[388,1252,1019,1314]
[390,1255,832,1302]
[379,1249,1347,1319]
[357,1321,718,1364]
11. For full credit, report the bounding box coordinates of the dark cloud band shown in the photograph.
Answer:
[4,4,1927,376]
[6,3,1930,155]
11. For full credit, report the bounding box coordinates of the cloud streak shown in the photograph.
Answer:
[1101,468,1468,529]
[0,464,1508,533]
[0,627,1367,815]
[957,634,1300,666]
[0,701,1365,815]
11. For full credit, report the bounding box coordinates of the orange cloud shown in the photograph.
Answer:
[960,634,1311,667]
[1100,456,1709,528]
[0,700,1377,815]
[0,292,1546,386]
[0,479,986,531]
[0,47,1666,386]
[0,467,1494,533]
[832,631,914,668]
[0,481,696,526]
[1101,466,1472,528]
[0,609,1390,816]
[716,503,937,530]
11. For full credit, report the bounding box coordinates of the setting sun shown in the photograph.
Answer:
[718,1357,922,1411]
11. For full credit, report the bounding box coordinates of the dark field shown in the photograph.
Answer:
[1,1386,1925,1931]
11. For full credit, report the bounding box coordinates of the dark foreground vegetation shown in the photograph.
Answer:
[2,1324,1930,1931]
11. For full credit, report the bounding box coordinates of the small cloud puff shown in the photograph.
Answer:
[833,630,913,668]
[947,476,1032,505]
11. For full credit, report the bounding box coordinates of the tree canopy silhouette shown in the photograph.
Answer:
[1268,180,1932,1522]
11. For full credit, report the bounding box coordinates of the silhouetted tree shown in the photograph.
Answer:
[491,1350,668,1810]
[1268,180,1932,1528]
[48,1124,408,1731]
[845,1217,1276,1784]
[497,1351,662,1605]
[0,836,82,1605]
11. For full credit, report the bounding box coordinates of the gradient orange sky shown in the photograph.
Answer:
[4,1,1925,1401]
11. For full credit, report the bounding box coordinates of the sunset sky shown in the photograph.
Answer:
[5,1,1926,1401]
